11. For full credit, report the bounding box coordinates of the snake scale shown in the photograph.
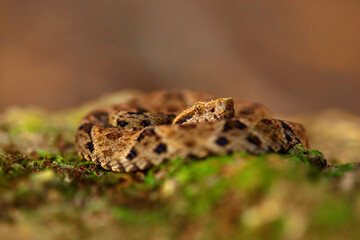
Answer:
[76,90,309,172]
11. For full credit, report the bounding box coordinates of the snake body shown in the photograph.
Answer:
[76,90,309,172]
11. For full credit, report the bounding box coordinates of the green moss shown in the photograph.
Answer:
[324,163,357,177]
[37,149,53,158]
[288,144,328,169]
[233,156,274,192]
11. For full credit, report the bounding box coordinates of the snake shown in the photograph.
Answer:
[75,90,309,172]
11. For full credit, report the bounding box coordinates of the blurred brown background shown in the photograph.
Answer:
[1,0,359,114]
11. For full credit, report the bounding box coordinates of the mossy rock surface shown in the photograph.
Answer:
[1,91,360,240]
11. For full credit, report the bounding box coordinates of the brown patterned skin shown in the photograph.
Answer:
[76,90,309,172]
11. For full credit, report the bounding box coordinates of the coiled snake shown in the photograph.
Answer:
[76,90,309,172]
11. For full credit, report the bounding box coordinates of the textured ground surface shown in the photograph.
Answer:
[1,91,360,240]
